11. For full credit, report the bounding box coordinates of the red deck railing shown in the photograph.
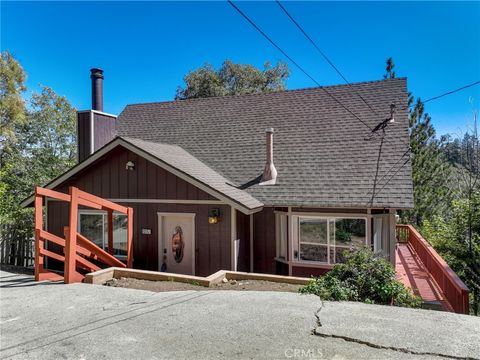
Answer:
[34,186,133,284]
[396,224,469,314]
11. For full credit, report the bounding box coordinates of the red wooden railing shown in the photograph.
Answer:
[396,224,469,314]
[34,186,133,284]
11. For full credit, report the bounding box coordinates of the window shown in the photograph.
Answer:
[297,216,367,264]
[299,218,328,262]
[78,212,128,258]
[275,214,287,259]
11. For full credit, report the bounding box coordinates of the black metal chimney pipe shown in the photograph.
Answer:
[90,68,104,112]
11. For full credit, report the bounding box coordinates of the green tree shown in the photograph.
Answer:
[383,57,396,79]
[176,60,289,99]
[0,51,27,166]
[406,98,453,225]
[422,194,480,315]
[0,86,76,219]
[384,58,453,226]
[0,55,76,248]
[439,112,480,314]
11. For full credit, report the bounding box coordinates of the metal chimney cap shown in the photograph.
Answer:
[90,68,104,79]
[265,128,274,133]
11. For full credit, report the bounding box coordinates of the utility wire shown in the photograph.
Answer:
[228,0,411,204]
[365,148,411,198]
[275,0,378,116]
[366,156,411,204]
[275,0,411,151]
[227,0,377,135]
[403,80,480,110]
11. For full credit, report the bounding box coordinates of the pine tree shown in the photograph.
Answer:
[383,58,453,226]
[406,98,453,225]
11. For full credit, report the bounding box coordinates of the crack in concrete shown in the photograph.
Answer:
[311,297,479,360]
[311,298,324,334]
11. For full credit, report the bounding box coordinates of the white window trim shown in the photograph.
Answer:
[77,209,128,259]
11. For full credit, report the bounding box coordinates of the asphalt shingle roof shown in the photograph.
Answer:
[122,137,263,210]
[117,78,413,209]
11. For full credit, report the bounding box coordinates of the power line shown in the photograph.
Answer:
[403,80,480,110]
[228,0,411,205]
[275,0,378,116]
[367,156,411,204]
[365,147,411,198]
[227,0,379,136]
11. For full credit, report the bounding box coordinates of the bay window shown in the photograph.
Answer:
[294,216,367,264]
[78,211,128,258]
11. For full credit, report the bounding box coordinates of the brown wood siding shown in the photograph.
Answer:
[77,112,91,162]
[93,113,116,151]
[47,201,231,276]
[47,145,232,276]
[235,211,250,272]
[253,207,276,274]
[55,146,215,200]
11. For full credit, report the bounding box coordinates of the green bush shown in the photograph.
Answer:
[335,229,351,242]
[299,248,421,308]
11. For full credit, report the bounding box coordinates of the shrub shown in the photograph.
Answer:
[335,229,351,242]
[299,248,422,308]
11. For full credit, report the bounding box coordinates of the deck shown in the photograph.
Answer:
[395,243,453,311]
[395,224,469,314]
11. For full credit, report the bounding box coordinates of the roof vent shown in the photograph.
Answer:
[260,128,277,186]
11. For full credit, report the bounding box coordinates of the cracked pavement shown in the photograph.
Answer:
[1,270,479,360]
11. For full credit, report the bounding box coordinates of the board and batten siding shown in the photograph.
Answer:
[76,112,92,162]
[47,145,231,276]
[252,207,276,274]
[235,211,251,272]
[77,111,117,162]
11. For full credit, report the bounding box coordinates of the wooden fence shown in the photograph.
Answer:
[0,224,35,267]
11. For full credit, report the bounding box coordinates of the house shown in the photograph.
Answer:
[22,69,413,277]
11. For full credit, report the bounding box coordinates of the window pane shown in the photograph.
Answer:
[79,214,104,248]
[333,247,355,263]
[334,218,366,246]
[104,214,128,256]
[299,218,328,244]
[300,244,327,262]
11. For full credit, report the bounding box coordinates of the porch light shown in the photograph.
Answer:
[125,161,135,171]
[208,208,220,224]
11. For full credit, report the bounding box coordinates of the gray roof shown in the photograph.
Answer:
[122,137,263,210]
[117,78,413,209]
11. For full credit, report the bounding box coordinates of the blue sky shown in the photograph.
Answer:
[2,1,479,136]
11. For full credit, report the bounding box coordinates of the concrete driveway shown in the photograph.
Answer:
[0,270,479,360]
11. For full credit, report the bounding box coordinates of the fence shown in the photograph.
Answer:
[0,224,35,268]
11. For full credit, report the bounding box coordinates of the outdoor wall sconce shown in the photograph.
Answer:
[125,161,135,171]
[208,208,220,224]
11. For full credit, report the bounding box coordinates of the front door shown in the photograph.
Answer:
[158,213,195,275]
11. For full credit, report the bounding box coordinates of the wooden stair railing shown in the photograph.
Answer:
[34,186,133,284]
[396,224,470,314]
